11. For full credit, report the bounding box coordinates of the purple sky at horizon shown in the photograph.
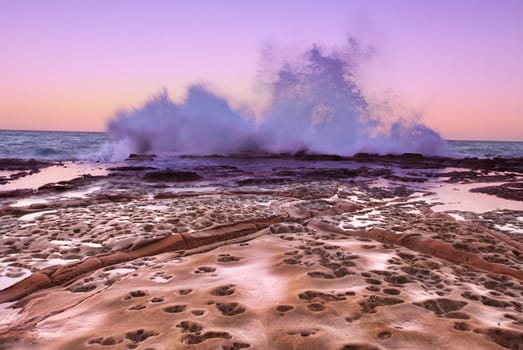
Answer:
[1,0,522,141]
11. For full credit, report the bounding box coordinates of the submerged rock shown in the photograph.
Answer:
[471,182,523,201]
[142,169,202,182]
[0,158,53,171]
[126,154,157,161]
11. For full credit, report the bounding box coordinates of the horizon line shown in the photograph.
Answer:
[0,128,521,143]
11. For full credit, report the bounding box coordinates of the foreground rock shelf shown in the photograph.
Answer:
[0,216,284,304]
[0,155,522,349]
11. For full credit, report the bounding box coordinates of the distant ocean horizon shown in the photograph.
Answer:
[0,129,521,162]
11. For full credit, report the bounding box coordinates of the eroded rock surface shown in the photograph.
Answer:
[0,154,522,349]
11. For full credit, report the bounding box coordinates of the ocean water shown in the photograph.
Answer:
[0,130,107,161]
[0,130,520,162]
[448,140,523,159]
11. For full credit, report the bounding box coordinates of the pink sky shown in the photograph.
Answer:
[1,0,522,140]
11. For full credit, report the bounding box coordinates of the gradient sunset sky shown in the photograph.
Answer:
[1,0,522,141]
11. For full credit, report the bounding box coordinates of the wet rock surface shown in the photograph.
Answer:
[0,158,56,187]
[471,182,523,201]
[0,153,522,349]
[0,158,54,171]
[142,169,203,182]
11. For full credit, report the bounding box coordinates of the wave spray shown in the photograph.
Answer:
[104,39,449,161]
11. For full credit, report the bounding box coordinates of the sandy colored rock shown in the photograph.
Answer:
[0,155,522,349]
[0,273,51,303]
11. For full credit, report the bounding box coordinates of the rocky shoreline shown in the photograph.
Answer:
[0,154,522,349]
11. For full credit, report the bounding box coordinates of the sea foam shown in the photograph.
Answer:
[104,39,450,161]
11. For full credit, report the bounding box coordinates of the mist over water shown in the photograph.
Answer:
[104,40,450,161]
[104,88,256,161]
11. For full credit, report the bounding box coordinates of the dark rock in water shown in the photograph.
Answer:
[291,151,346,161]
[0,158,54,171]
[108,166,157,172]
[305,168,361,179]
[143,169,202,182]
[274,170,299,177]
[395,152,425,159]
[193,165,241,171]
[38,175,104,193]
[237,177,289,186]
[38,183,73,192]
[385,174,427,183]
[108,165,158,178]
[443,170,479,183]
[126,154,157,161]
[471,182,523,201]
[94,193,140,202]
[0,188,35,198]
[458,157,523,173]
[10,169,39,179]
[0,159,55,185]
[302,167,392,180]
[180,152,523,174]
[444,170,517,184]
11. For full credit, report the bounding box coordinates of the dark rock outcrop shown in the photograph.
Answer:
[143,169,202,182]
[470,182,523,201]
